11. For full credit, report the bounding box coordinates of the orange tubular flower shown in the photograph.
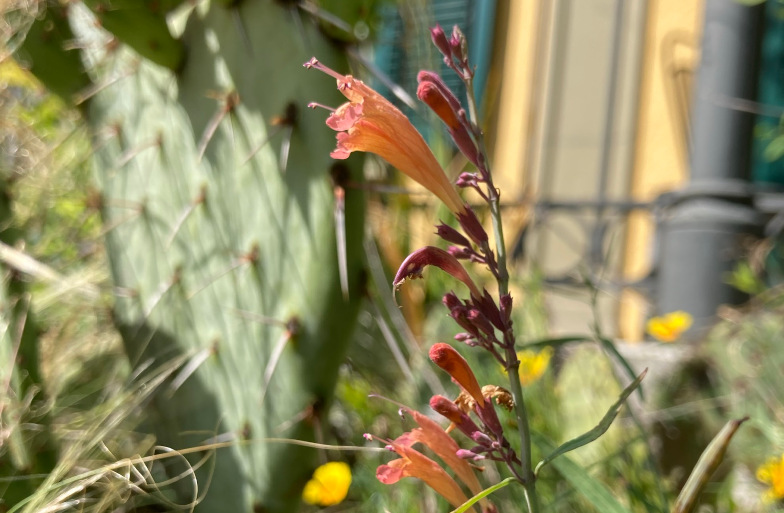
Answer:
[304,58,466,215]
[429,343,485,405]
[398,406,484,499]
[377,440,475,512]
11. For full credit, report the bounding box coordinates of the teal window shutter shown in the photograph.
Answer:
[752,0,784,186]
[373,0,497,136]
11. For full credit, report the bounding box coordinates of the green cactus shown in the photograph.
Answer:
[17,1,366,511]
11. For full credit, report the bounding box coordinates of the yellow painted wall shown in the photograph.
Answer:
[619,0,703,340]
[489,0,704,340]
[490,1,540,199]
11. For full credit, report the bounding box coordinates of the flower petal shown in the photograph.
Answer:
[307,59,466,214]
[377,442,473,510]
[393,246,481,298]
[429,343,484,404]
[302,461,351,506]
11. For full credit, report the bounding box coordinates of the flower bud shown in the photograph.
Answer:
[417,81,461,129]
[474,401,504,440]
[457,208,489,246]
[456,449,486,461]
[456,172,481,188]
[442,291,462,310]
[451,122,482,167]
[500,294,513,325]
[430,24,452,59]
[475,290,504,330]
[417,71,481,165]
[467,308,496,338]
[447,246,473,260]
[454,332,478,346]
[446,302,481,339]
[469,432,495,446]
[429,343,484,405]
[450,25,467,65]
[435,223,471,247]
[429,395,483,439]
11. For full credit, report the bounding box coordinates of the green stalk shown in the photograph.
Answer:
[464,80,540,513]
[495,206,540,513]
[507,356,539,512]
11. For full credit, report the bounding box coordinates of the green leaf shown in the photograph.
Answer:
[523,336,644,400]
[82,1,185,70]
[535,368,647,474]
[523,335,593,351]
[533,434,633,513]
[16,3,92,102]
[450,477,516,513]
[672,417,748,513]
[764,135,784,162]
[599,336,645,400]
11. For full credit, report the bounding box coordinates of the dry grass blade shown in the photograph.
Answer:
[13,354,193,513]
[672,416,749,513]
[0,241,100,301]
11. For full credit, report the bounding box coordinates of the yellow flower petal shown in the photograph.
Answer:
[757,463,773,483]
[756,453,784,502]
[510,347,553,386]
[302,461,351,506]
[646,311,693,342]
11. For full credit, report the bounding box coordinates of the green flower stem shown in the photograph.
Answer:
[464,79,540,513]
[505,346,539,512]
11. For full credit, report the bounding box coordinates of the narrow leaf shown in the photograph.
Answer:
[535,369,647,474]
[523,335,593,351]
[599,336,645,400]
[764,135,784,162]
[533,434,633,513]
[450,477,515,513]
[522,335,642,401]
[672,417,748,513]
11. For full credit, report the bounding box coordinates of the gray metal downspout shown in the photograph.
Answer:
[656,0,766,330]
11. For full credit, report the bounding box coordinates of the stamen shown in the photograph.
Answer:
[302,57,344,81]
[307,102,335,112]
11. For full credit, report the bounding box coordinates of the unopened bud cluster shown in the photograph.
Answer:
[441,289,514,360]
[428,344,520,469]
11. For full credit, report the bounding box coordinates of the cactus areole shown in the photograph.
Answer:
[25,1,369,512]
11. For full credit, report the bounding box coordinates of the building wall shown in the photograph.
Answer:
[490,0,703,339]
[619,0,702,340]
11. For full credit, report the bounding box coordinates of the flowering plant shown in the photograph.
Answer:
[302,22,743,513]
[306,27,542,509]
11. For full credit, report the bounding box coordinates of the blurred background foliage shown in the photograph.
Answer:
[1,0,784,512]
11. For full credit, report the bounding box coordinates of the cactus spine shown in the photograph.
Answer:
[18,1,365,511]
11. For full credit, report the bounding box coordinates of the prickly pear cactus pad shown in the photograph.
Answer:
[76,2,364,511]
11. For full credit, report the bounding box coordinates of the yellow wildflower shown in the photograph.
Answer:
[757,453,784,502]
[516,347,553,386]
[302,461,351,507]
[646,311,693,342]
